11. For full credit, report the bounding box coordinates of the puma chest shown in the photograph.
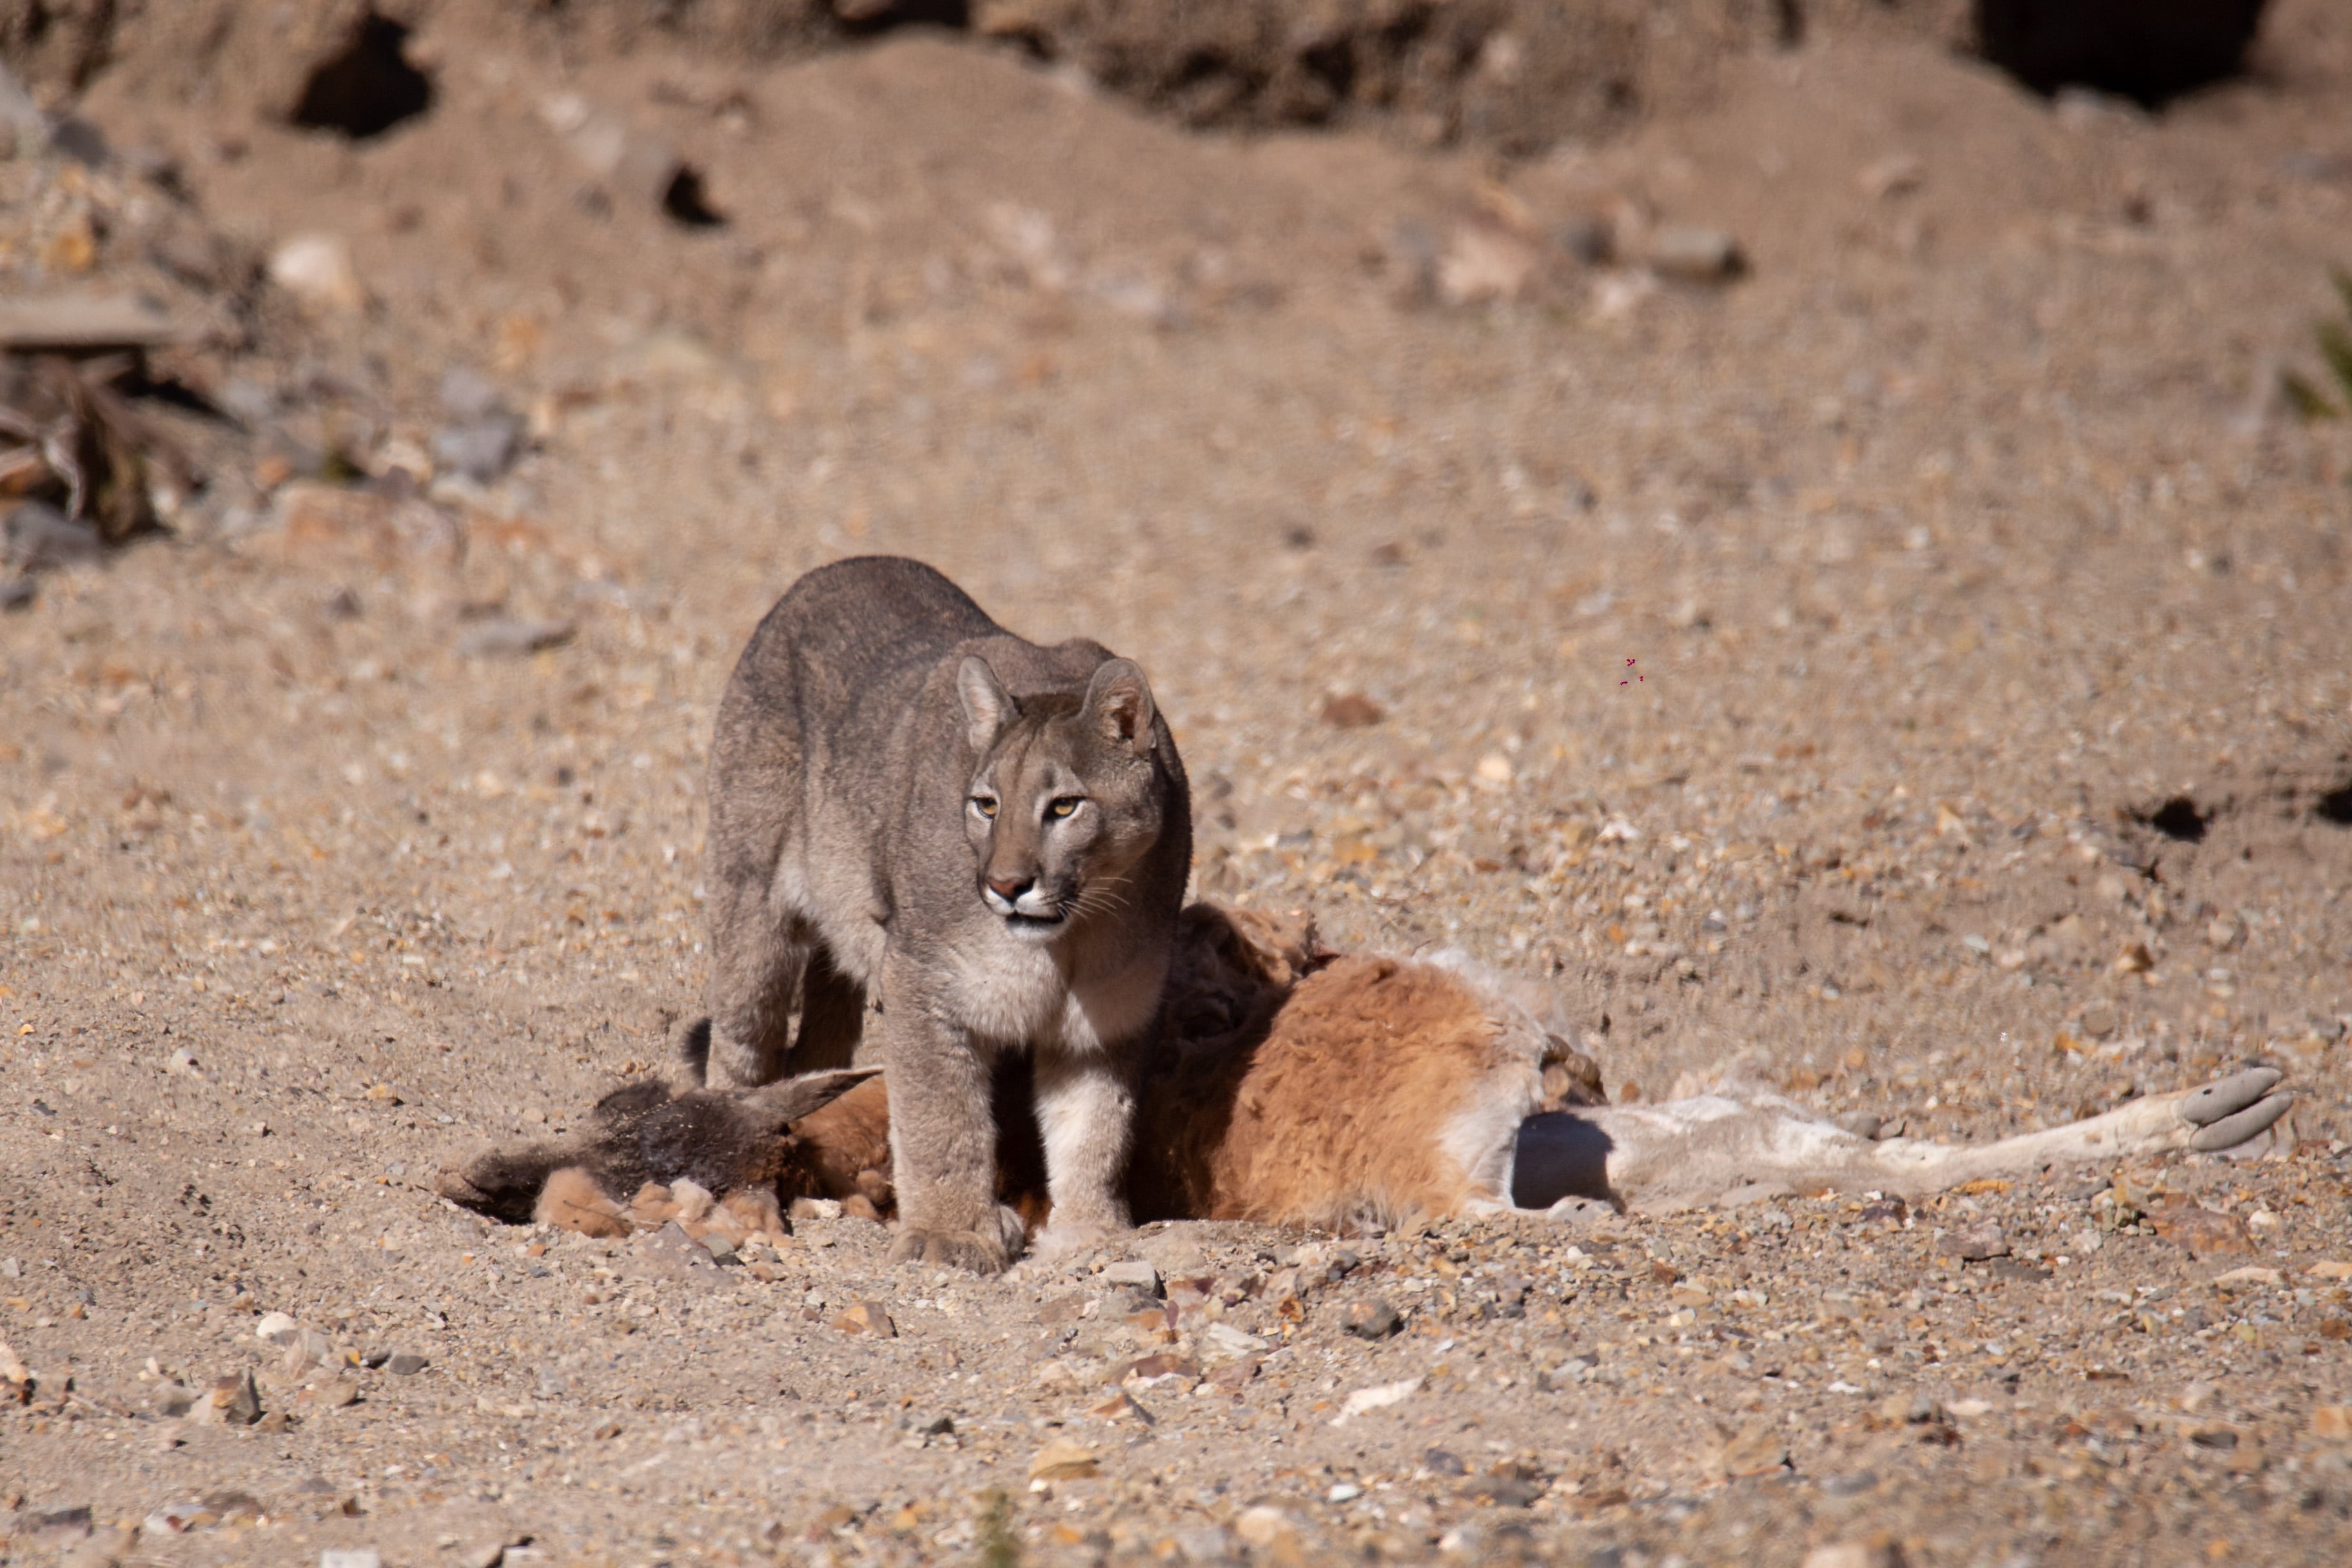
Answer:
[938,939,1163,1055]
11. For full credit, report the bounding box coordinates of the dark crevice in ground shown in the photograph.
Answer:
[289,13,435,141]
[2142,796,2211,843]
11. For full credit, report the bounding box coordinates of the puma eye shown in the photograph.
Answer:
[1047,796,1084,819]
[971,796,998,819]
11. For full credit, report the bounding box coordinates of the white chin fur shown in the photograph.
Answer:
[1005,915,1065,942]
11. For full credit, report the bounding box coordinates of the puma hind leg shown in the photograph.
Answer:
[703,887,818,1090]
[783,943,867,1074]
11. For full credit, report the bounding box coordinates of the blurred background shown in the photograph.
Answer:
[3,0,2349,1169]
[5,5,2352,1561]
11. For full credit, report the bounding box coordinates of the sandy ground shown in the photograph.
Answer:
[5,5,2352,1565]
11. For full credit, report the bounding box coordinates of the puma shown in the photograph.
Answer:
[693,556,1190,1273]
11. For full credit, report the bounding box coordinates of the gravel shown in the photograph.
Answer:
[3,10,2350,1567]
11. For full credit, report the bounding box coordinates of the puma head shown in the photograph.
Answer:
[957,655,1169,939]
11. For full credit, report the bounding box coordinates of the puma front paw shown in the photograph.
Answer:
[889,1217,1018,1275]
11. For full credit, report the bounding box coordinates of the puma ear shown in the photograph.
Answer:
[1084,658,1157,757]
[957,656,1016,755]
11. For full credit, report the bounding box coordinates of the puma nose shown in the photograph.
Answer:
[988,874,1032,902]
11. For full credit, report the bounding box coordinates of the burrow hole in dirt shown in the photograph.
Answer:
[660,167,725,229]
[290,13,435,141]
[837,0,972,36]
[2317,781,2352,827]
[1974,0,2269,110]
[2140,795,2211,843]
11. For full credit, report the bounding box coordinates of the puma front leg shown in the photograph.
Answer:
[1029,1046,1136,1263]
[882,978,1023,1273]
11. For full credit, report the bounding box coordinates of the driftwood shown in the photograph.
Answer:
[0,350,190,548]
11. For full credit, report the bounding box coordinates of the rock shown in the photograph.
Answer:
[431,415,522,484]
[831,1301,896,1337]
[1718,1420,1789,1478]
[1331,1377,1420,1426]
[1326,1482,1363,1503]
[1436,221,1538,306]
[1342,1298,1402,1339]
[431,368,523,480]
[1718,1181,1795,1208]
[1877,1389,1942,1426]
[2147,1204,2253,1259]
[2313,1406,2352,1441]
[1086,1389,1154,1425]
[1544,1195,1614,1226]
[1803,1543,1904,1568]
[2212,1266,2283,1291]
[1101,1259,1162,1295]
[1123,1354,1201,1389]
[455,617,573,659]
[59,1527,134,1568]
[319,1551,384,1568]
[254,1311,302,1346]
[636,1220,729,1284]
[1946,1222,2009,1261]
[1320,692,1386,728]
[384,1351,428,1376]
[1028,1437,1099,1482]
[22,1506,94,1545]
[1206,1358,1259,1391]
[1646,226,1745,282]
[1174,1524,1234,1562]
[1460,1467,1546,1507]
[1233,1506,1293,1549]
[143,1499,213,1534]
[438,367,503,422]
[306,1378,360,1409]
[4,501,103,572]
[2312,1260,2352,1281]
[1200,1322,1268,1361]
[262,482,464,573]
[268,233,365,311]
[205,1369,262,1426]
